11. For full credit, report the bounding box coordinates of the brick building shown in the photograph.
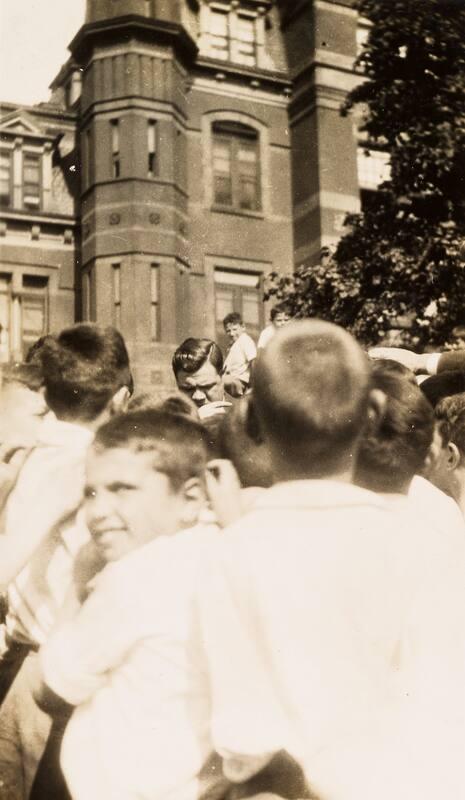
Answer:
[0,0,378,390]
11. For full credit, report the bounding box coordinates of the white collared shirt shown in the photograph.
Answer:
[41,525,217,800]
[196,479,465,799]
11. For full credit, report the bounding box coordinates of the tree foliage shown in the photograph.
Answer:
[267,0,465,347]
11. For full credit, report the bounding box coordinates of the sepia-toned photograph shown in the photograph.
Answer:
[0,1,465,797]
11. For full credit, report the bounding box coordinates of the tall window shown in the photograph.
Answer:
[0,151,11,207]
[212,121,260,212]
[0,274,12,362]
[112,263,121,327]
[214,269,263,350]
[231,14,256,67]
[147,120,157,177]
[21,275,48,356]
[205,6,257,67]
[150,264,159,340]
[111,119,120,178]
[23,154,41,209]
[0,273,48,361]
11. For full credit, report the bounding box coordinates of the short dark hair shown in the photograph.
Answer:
[253,320,371,475]
[435,393,465,450]
[172,338,223,377]
[420,370,465,408]
[93,409,208,490]
[223,312,242,328]
[270,304,289,322]
[40,324,133,422]
[1,362,44,392]
[443,408,465,464]
[356,368,434,493]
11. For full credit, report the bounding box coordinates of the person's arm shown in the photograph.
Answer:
[0,454,87,591]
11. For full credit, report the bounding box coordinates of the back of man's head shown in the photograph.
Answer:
[39,324,132,423]
[253,320,370,478]
[356,366,434,494]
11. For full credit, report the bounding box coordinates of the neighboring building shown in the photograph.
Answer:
[0,0,377,390]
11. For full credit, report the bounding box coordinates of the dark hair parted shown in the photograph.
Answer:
[253,320,371,475]
[39,324,133,422]
[356,366,434,493]
[93,409,208,491]
[223,312,243,328]
[172,338,223,377]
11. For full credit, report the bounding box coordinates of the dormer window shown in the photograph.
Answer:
[201,3,260,68]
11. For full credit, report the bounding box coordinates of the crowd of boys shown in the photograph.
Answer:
[0,303,464,800]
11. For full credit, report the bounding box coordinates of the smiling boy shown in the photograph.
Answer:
[34,409,217,800]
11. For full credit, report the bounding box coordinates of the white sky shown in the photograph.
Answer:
[0,0,87,106]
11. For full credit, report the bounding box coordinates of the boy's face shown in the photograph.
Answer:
[273,312,289,329]
[225,322,244,344]
[84,446,183,563]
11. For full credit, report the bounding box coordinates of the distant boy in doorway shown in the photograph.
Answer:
[222,312,257,398]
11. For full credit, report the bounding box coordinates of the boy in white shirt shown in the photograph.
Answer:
[222,313,257,397]
[34,409,218,800]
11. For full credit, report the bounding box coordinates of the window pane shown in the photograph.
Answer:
[22,298,46,335]
[215,286,234,322]
[210,9,228,36]
[238,178,258,210]
[242,290,261,327]
[0,152,11,205]
[214,175,233,205]
[23,155,41,206]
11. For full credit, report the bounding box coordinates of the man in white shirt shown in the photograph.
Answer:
[222,313,257,397]
[196,320,465,799]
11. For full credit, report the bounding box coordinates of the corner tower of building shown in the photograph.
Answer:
[71,0,294,388]
[278,0,360,266]
[71,0,198,390]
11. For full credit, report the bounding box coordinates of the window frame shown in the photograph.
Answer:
[212,121,262,213]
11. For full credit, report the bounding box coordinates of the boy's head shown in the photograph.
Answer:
[218,396,273,488]
[172,338,224,409]
[253,320,371,480]
[223,312,245,344]
[0,362,48,443]
[355,365,434,494]
[39,324,133,425]
[85,409,208,562]
[425,396,465,497]
[270,304,290,329]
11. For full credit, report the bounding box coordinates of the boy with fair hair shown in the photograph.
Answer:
[197,320,465,799]
[35,409,218,800]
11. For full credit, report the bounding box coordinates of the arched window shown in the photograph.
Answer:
[212,121,261,212]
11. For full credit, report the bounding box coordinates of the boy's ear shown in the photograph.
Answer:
[366,388,387,430]
[109,386,131,416]
[180,477,206,527]
[447,441,461,471]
